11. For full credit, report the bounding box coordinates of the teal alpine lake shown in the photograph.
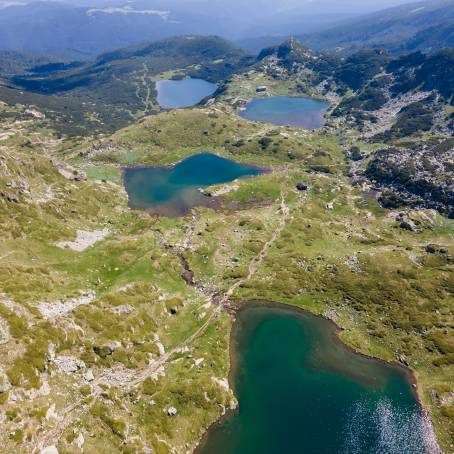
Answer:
[239,96,329,129]
[156,78,217,109]
[198,304,438,454]
[123,153,263,216]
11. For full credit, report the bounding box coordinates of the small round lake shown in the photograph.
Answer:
[123,153,263,217]
[156,78,217,109]
[198,305,438,454]
[239,96,329,129]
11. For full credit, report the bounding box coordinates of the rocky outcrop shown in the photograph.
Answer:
[365,141,454,218]
[37,290,96,320]
[56,229,109,252]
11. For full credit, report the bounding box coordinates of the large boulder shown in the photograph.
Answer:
[41,447,59,454]
[296,183,308,191]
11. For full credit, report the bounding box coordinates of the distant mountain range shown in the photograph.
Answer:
[0,1,234,59]
[0,0,436,59]
[298,0,454,54]
[237,0,454,54]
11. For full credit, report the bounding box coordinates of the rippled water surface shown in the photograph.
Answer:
[198,305,438,454]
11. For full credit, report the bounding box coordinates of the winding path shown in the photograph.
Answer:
[32,192,291,453]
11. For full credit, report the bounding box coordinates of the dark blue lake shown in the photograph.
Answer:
[239,96,329,129]
[123,153,263,216]
[156,78,217,109]
[198,305,439,454]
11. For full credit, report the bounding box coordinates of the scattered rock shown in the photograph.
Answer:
[56,229,109,252]
[58,167,87,181]
[0,318,9,344]
[296,183,308,191]
[203,183,240,197]
[93,342,120,358]
[6,195,19,204]
[46,404,58,421]
[426,244,437,254]
[399,355,409,366]
[41,446,59,454]
[110,304,135,315]
[37,290,95,320]
[155,341,165,356]
[83,369,95,382]
[181,269,195,286]
[74,433,85,450]
[395,210,436,233]
[194,358,205,367]
[344,255,361,273]
[426,244,450,254]
[349,146,364,161]
[53,356,85,374]
[25,108,45,119]
[212,376,230,392]
[400,220,418,232]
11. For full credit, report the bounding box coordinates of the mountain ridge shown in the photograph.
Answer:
[298,0,454,53]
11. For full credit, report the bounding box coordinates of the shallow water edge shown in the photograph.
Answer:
[122,153,269,217]
[194,300,442,454]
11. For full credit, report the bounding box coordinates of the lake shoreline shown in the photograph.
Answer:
[238,95,329,129]
[194,299,441,454]
[121,152,271,217]
[156,78,218,109]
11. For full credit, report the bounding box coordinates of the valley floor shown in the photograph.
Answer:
[0,71,452,454]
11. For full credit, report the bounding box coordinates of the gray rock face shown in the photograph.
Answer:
[399,355,409,366]
[93,342,120,358]
[83,369,95,382]
[400,220,418,232]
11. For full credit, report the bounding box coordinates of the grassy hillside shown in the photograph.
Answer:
[0,33,453,453]
[0,99,452,452]
[4,36,251,135]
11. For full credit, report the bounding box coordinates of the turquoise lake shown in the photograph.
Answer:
[156,78,217,109]
[198,305,437,454]
[123,153,263,216]
[239,96,329,129]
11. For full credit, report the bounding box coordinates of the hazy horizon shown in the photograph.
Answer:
[0,0,445,57]
[0,0,424,14]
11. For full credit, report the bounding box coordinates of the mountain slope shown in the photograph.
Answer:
[399,19,454,52]
[6,36,251,135]
[0,1,236,60]
[0,0,419,59]
[299,0,454,53]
